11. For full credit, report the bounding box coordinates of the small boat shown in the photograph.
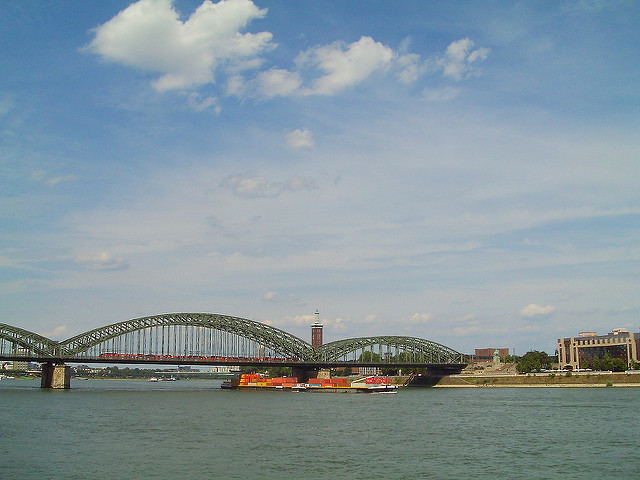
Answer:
[367,385,398,394]
[148,377,159,382]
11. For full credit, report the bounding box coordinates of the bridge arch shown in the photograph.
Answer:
[58,313,314,360]
[0,324,58,357]
[316,336,466,364]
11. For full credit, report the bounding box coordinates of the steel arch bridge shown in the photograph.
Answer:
[316,336,465,364]
[0,313,466,368]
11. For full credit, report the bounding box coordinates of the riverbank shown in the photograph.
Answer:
[436,372,640,387]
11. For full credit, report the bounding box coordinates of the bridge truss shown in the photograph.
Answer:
[0,313,466,367]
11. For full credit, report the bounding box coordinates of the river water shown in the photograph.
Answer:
[1,379,637,479]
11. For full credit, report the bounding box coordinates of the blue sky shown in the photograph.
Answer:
[1,0,639,354]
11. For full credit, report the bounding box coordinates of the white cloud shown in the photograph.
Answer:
[75,251,129,271]
[47,175,78,187]
[221,174,270,197]
[407,312,433,324]
[298,36,396,95]
[222,173,316,198]
[86,0,273,91]
[31,170,78,187]
[263,291,278,301]
[395,53,426,84]
[256,68,302,97]
[87,2,488,99]
[423,86,460,102]
[438,38,489,80]
[274,314,315,327]
[519,304,555,319]
[329,317,347,333]
[187,92,220,113]
[285,128,314,149]
[45,325,68,340]
[282,176,316,192]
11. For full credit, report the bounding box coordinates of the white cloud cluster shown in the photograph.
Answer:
[285,128,314,149]
[438,38,490,80]
[75,251,129,271]
[296,36,395,95]
[86,0,489,102]
[86,0,273,91]
[519,304,555,319]
[222,173,316,198]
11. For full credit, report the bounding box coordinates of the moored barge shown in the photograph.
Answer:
[223,373,398,393]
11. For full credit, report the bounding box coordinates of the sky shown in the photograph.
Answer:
[1,0,639,355]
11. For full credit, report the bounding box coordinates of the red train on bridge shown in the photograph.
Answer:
[97,353,296,362]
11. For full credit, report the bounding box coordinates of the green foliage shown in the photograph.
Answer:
[516,350,554,373]
[602,354,614,371]
[358,350,382,362]
[265,366,292,377]
[96,366,158,378]
[612,358,627,372]
[592,355,627,372]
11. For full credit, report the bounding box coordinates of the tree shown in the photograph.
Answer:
[358,351,382,362]
[612,358,627,372]
[516,350,554,373]
[602,353,614,371]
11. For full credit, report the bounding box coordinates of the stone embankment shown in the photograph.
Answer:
[436,371,640,388]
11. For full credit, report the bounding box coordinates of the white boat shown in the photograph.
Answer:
[148,377,159,382]
[365,385,399,394]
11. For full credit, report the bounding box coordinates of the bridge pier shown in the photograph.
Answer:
[291,366,320,383]
[41,362,71,389]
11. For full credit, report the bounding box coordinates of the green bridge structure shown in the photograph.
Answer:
[0,313,467,388]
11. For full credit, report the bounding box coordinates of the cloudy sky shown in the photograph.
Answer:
[2,0,639,355]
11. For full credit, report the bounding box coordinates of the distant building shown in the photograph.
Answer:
[557,329,640,370]
[311,309,323,347]
[474,348,510,363]
[12,347,28,371]
[209,365,240,373]
[353,366,381,376]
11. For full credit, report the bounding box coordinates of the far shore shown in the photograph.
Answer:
[436,372,640,388]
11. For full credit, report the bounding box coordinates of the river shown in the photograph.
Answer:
[1,379,637,479]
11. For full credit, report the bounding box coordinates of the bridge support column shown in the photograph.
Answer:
[41,363,71,389]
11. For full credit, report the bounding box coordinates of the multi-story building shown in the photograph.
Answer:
[557,329,640,370]
[474,348,510,363]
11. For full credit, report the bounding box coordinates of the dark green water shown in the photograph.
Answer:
[1,379,637,479]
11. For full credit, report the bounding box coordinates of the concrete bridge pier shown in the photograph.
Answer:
[41,362,71,389]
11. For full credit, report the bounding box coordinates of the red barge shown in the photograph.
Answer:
[223,373,398,394]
